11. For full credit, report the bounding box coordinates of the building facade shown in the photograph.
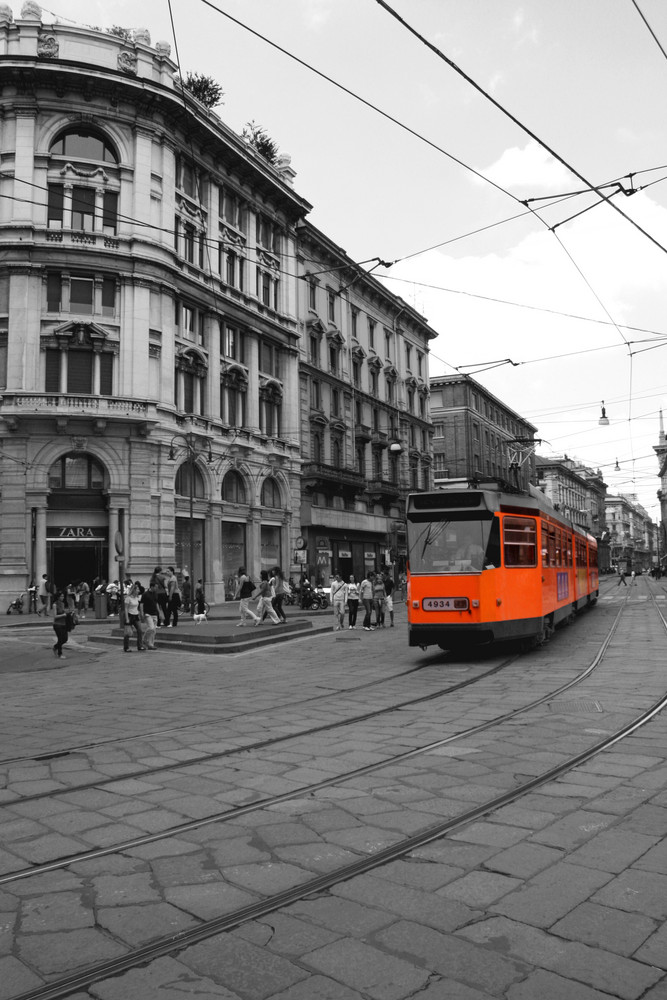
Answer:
[0,6,313,604]
[296,222,435,585]
[605,494,654,574]
[535,456,610,572]
[429,374,537,491]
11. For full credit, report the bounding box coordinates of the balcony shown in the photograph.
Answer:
[301,461,366,501]
[371,429,388,448]
[366,477,402,502]
[354,422,372,443]
[0,392,159,436]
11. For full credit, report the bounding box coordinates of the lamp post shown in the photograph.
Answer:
[168,430,213,590]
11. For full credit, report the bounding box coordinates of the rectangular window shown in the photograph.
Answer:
[70,277,94,314]
[351,307,358,337]
[47,184,64,228]
[222,324,244,362]
[385,330,392,359]
[260,342,281,378]
[183,372,195,413]
[368,319,375,350]
[352,360,360,387]
[309,335,319,366]
[328,290,336,323]
[417,352,423,376]
[503,516,537,567]
[100,352,113,395]
[405,343,412,369]
[308,280,317,311]
[72,187,95,231]
[67,351,93,393]
[331,388,340,417]
[311,380,321,409]
[257,215,279,253]
[47,273,61,312]
[102,192,118,235]
[45,349,60,392]
[329,344,338,375]
[101,278,115,317]
[184,223,195,263]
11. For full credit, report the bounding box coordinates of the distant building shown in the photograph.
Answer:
[429,374,537,491]
[535,456,610,571]
[296,221,436,584]
[605,494,654,574]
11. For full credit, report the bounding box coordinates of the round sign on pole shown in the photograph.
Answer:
[114,530,124,556]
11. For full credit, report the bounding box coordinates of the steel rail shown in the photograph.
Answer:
[13,597,665,1000]
[0,656,512,806]
[0,605,621,887]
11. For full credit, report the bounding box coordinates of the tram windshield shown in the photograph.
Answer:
[407,514,500,574]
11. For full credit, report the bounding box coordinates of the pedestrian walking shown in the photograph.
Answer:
[166,566,181,627]
[123,582,145,652]
[372,572,386,627]
[360,573,374,630]
[331,572,347,630]
[194,579,206,615]
[150,567,168,625]
[37,574,49,616]
[272,566,288,623]
[234,566,259,626]
[383,571,395,627]
[139,581,159,650]
[52,592,69,659]
[346,576,360,628]
[617,568,627,587]
[76,580,89,619]
[255,571,280,625]
[27,580,38,614]
[631,570,637,586]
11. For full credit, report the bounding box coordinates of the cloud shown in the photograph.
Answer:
[477,140,572,191]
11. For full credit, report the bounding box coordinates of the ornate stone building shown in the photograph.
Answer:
[0,5,311,604]
[296,222,435,584]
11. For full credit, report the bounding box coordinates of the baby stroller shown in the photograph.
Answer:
[6,591,25,614]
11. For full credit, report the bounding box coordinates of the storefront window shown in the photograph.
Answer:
[222,522,246,596]
[261,525,281,574]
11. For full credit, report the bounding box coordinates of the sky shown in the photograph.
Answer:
[37,0,667,518]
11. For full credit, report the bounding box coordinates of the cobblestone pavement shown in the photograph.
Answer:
[1,581,667,998]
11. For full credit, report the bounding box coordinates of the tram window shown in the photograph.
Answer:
[547,526,556,566]
[566,534,572,566]
[503,516,537,567]
[555,527,562,567]
[541,523,549,566]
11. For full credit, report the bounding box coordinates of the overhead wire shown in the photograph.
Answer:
[374,0,667,260]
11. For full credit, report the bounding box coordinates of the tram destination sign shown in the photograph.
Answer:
[47,526,109,541]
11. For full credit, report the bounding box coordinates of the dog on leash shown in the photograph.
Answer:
[192,611,208,625]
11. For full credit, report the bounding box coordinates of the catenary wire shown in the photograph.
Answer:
[630,0,667,63]
[374,0,667,259]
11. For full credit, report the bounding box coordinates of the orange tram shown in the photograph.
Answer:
[406,479,599,650]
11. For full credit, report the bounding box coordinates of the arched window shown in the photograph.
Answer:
[47,452,108,511]
[175,462,206,499]
[48,129,119,235]
[332,438,342,468]
[261,477,282,508]
[175,349,208,416]
[50,128,118,163]
[222,470,246,504]
[48,453,106,490]
[312,432,322,463]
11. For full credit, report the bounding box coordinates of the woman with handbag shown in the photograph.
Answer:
[52,593,69,659]
[124,582,145,652]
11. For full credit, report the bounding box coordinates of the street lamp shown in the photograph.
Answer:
[167,430,213,590]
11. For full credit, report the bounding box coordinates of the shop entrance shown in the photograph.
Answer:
[49,541,108,593]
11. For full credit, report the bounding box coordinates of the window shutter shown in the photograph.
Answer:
[100,353,113,395]
[45,349,60,392]
[67,351,93,394]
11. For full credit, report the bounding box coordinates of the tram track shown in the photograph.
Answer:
[0,655,514,805]
[8,589,665,1000]
[0,602,622,885]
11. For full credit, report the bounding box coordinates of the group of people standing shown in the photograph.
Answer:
[330,570,395,632]
[234,566,289,626]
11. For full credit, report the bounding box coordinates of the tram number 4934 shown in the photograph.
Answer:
[422,597,469,611]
